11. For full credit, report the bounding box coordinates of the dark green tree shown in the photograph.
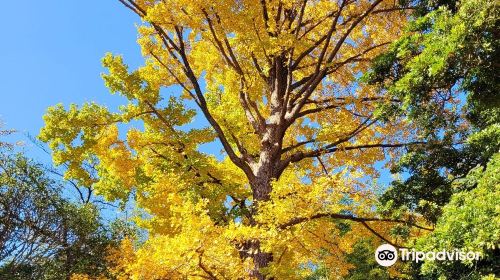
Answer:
[0,151,134,280]
[366,0,499,222]
[416,153,500,279]
[359,0,498,278]
[343,239,393,280]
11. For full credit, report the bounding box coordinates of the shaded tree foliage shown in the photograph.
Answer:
[417,153,500,279]
[0,152,131,280]
[356,0,499,278]
[364,0,499,223]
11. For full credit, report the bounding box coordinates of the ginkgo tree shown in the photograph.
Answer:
[40,0,434,279]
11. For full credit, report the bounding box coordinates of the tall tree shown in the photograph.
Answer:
[369,0,499,223]
[40,0,434,278]
[361,0,499,277]
[0,151,133,280]
[417,153,500,279]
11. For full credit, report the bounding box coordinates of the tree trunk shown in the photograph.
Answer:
[247,147,280,279]
[251,244,273,280]
[247,67,285,279]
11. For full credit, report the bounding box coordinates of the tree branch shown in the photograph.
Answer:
[360,221,407,248]
[284,141,426,168]
[288,0,383,120]
[279,212,433,231]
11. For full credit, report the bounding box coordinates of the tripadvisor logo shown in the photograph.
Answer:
[375,244,482,267]
[375,244,398,266]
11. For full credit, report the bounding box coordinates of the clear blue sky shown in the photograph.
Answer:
[0,0,143,161]
[0,1,392,186]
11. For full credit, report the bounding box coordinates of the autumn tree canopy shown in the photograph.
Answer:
[40,0,435,278]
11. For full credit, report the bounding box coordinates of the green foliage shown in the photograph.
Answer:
[0,152,131,280]
[372,0,499,222]
[365,0,499,134]
[361,0,499,278]
[304,239,395,280]
[416,153,500,279]
[343,240,393,280]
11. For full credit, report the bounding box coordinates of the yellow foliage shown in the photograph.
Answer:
[39,0,427,278]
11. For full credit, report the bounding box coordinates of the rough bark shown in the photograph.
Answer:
[246,63,287,279]
[247,146,280,279]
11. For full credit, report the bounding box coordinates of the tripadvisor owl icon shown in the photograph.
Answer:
[375,244,398,266]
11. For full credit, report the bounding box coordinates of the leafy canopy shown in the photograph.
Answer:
[40,0,434,278]
[0,152,125,280]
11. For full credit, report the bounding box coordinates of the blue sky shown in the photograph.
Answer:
[0,1,392,188]
[0,0,143,161]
